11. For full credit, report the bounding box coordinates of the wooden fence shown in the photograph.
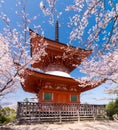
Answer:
[16,102,107,124]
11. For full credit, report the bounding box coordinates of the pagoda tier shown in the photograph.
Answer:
[22,68,105,104]
[30,29,92,73]
[21,28,106,105]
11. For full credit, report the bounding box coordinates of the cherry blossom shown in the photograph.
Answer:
[0,0,117,99]
[80,48,118,92]
[40,0,118,92]
[0,34,16,97]
[0,1,47,99]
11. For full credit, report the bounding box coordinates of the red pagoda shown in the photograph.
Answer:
[22,22,105,105]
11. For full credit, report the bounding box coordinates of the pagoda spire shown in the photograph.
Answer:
[55,20,59,42]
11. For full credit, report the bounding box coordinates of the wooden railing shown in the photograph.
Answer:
[16,102,107,124]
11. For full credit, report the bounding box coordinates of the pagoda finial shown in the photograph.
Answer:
[55,20,59,42]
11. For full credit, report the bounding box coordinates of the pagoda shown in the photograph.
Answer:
[22,22,105,104]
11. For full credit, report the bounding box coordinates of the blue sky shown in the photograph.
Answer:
[0,0,117,106]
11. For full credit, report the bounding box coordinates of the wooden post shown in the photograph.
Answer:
[77,110,80,122]
[77,105,80,122]
[93,105,96,121]
[59,110,62,123]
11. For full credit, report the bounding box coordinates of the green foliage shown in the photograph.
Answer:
[0,107,16,125]
[0,116,11,125]
[106,99,118,120]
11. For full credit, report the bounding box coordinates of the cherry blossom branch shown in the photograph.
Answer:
[0,1,47,98]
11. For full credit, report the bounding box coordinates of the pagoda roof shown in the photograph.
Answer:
[29,29,92,73]
[21,68,106,94]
